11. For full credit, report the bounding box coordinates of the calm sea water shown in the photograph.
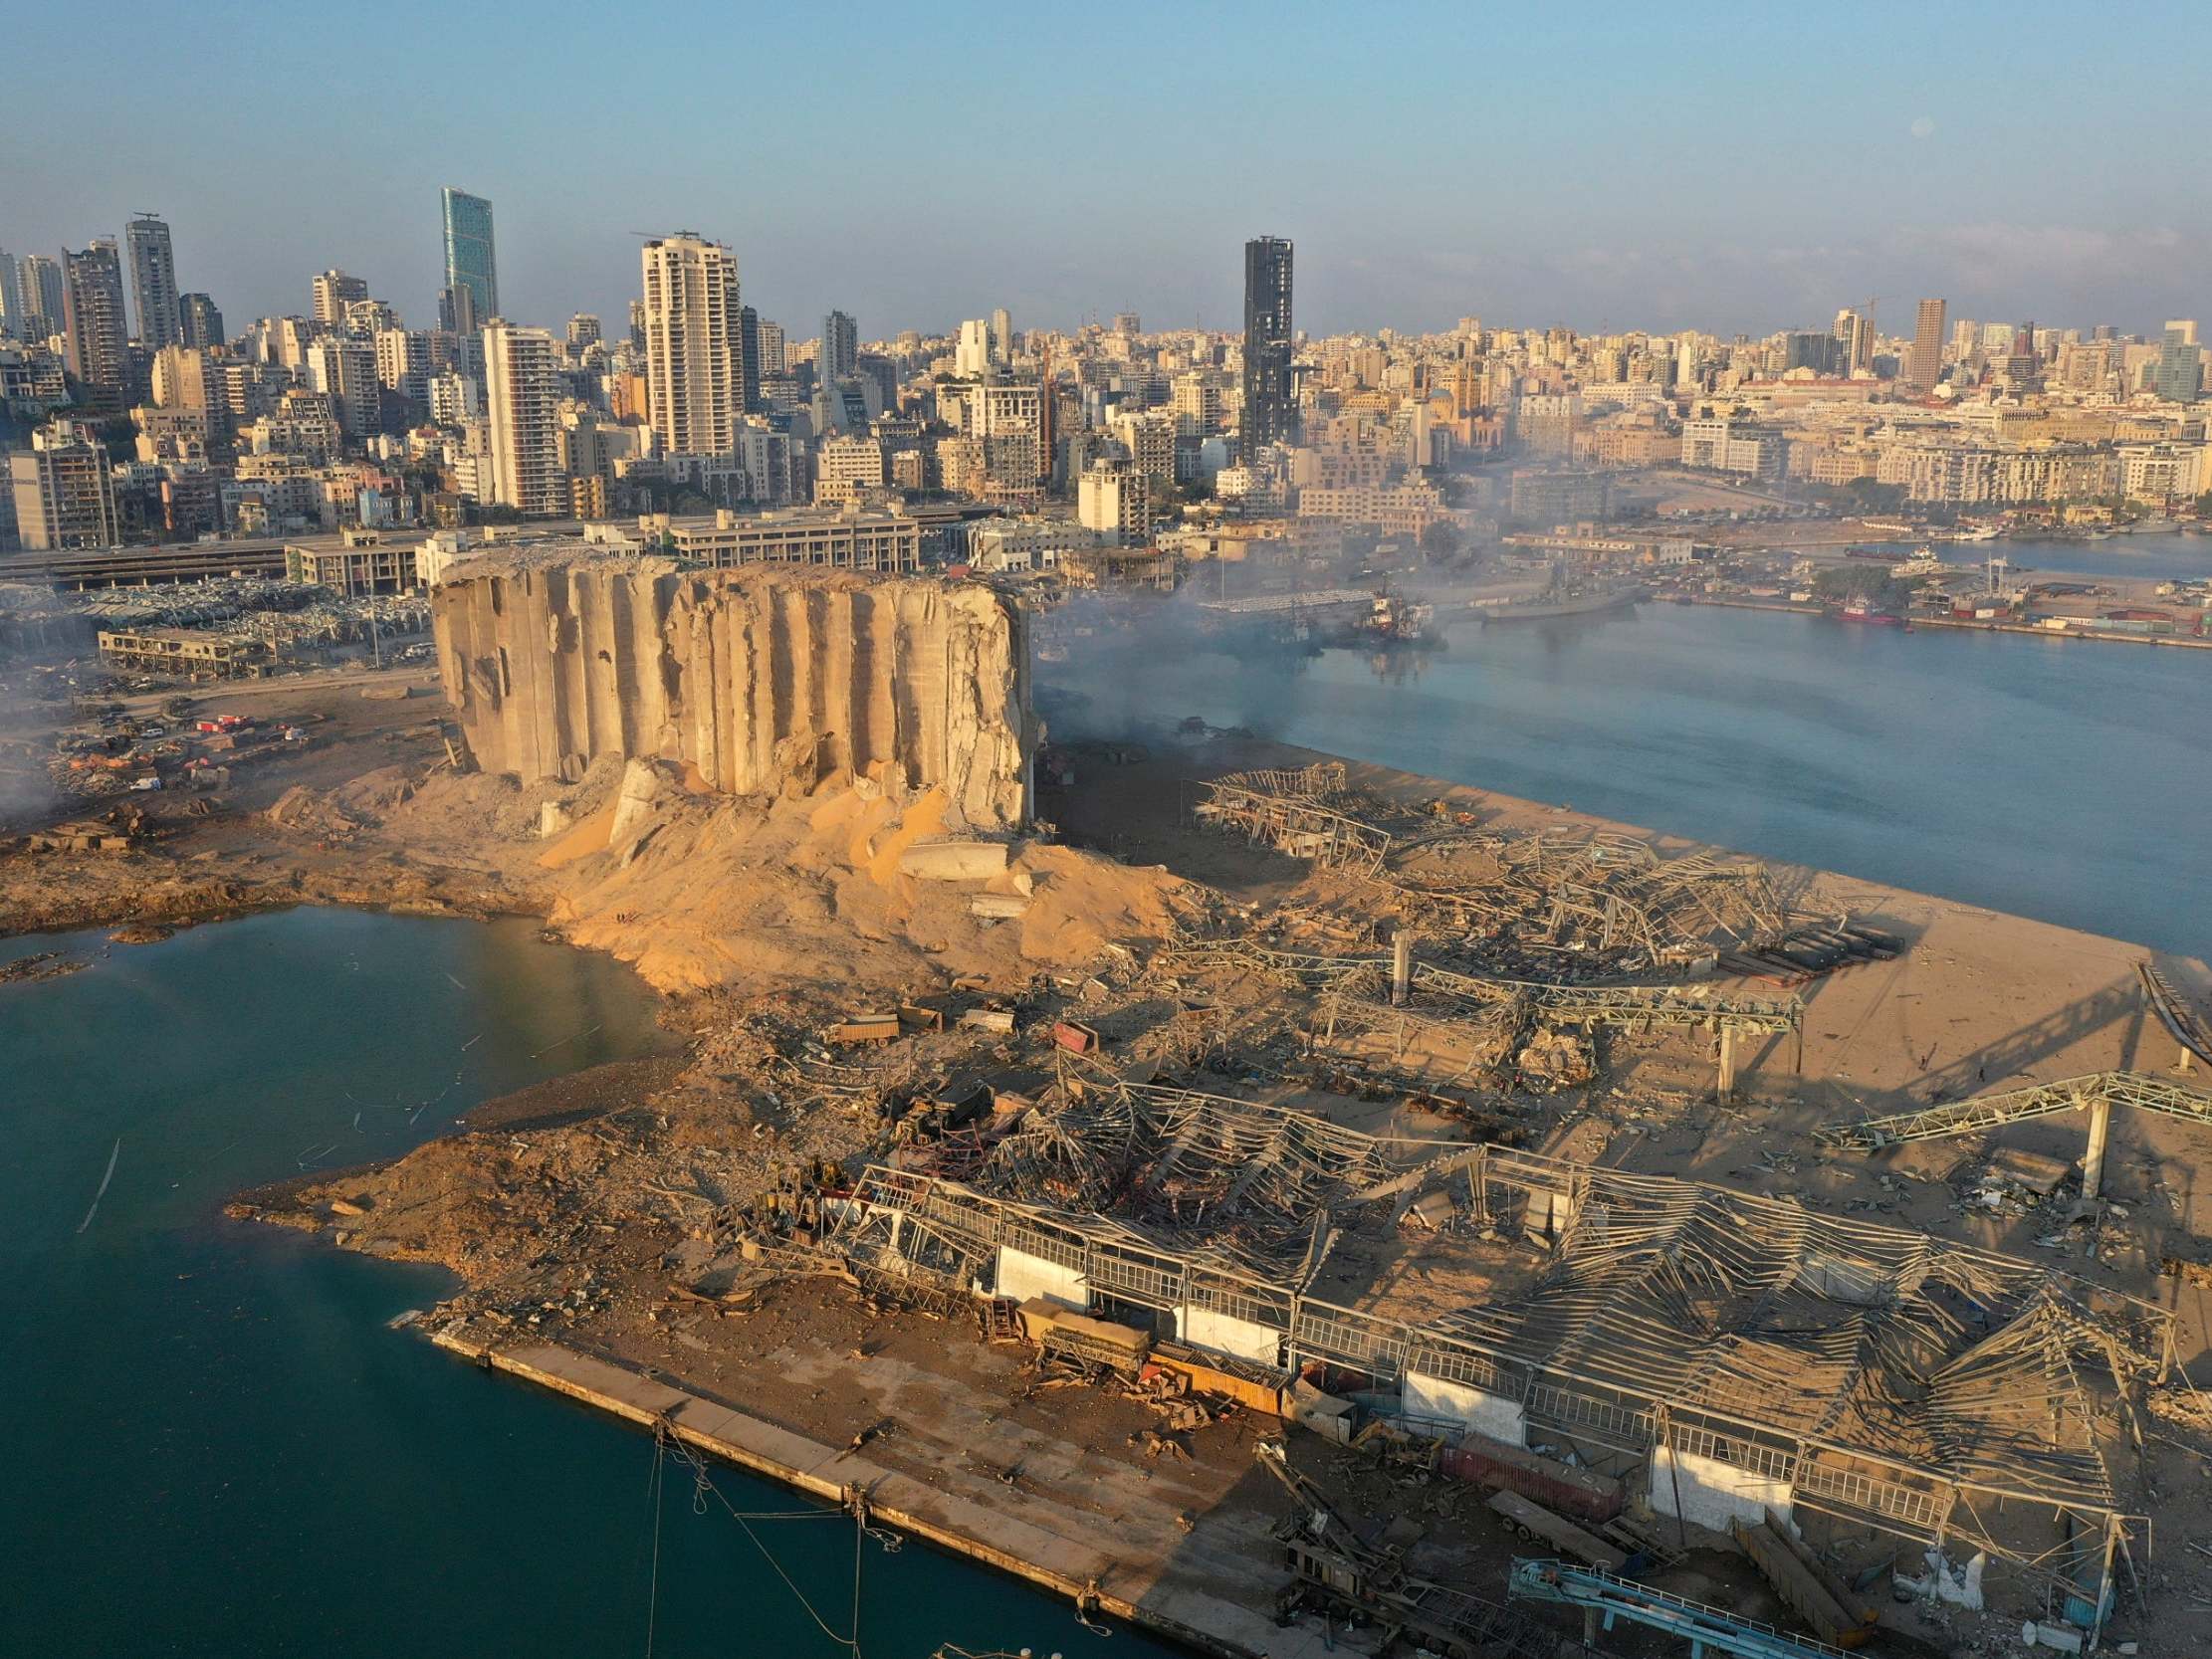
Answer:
[1049,600,2210,961]
[1842,531,2212,584]
[0,910,1166,1659]
[1997,530,2212,584]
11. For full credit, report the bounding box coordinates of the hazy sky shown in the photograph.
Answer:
[7,0,2207,343]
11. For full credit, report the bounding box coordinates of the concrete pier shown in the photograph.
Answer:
[430,1325,1338,1659]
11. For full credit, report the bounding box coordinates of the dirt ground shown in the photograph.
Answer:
[10,657,2212,1658]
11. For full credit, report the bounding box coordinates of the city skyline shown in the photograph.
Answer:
[5,1,2208,339]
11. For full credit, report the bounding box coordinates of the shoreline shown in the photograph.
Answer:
[25,665,2208,1654]
[1677,593,2212,649]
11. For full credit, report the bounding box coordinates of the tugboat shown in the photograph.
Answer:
[1353,585,1435,644]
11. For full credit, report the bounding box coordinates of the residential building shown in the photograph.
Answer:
[311,269,367,325]
[21,254,65,340]
[1509,469,1613,523]
[482,320,562,515]
[1904,299,1946,393]
[1109,409,1176,484]
[1077,457,1151,544]
[441,187,499,324]
[814,435,886,505]
[0,251,21,338]
[150,345,220,413]
[178,293,224,349]
[739,306,761,412]
[957,318,992,376]
[125,214,180,349]
[821,310,858,384]
[62,241,130,398]
[1242,236,1296,449]
[2152,323,2203,404]
[1295,482,1445,535]
[307,334,378,435]
[640,233,744,459]
[755,317,785,377]
[1680,416,1788,479]
[9,422,119,549]
[429,370,480,424]
[375,327,432,404]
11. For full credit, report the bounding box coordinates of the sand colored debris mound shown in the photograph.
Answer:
[434,555,1033,831]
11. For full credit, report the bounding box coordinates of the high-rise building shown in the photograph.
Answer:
[1833,308,1874,376]
[1904,299,1946,393]
[821,310,857,383]
[375,327,433,403]
[2153,322,2203,404]
[756,318,785,376]
[0,251,23,339]
[566,313,601,354]
[956,318,992,376]
[62,241,131,397]
[738,306,761,412]
[312,270,367,325]
[990,307,1012,364]
[21,254,65,339]
[439,285,479,335]
[441,187,499,326]
[482,319,561,515]
[1077,456,1150,544]
[178,293,225,349]
[640,233,744,460]
[1241,235,1295,450]
[125,214,180,350]
[9,421,118,549]
[308,334,379,435]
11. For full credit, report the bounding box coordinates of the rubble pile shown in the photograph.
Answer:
[1190,768,1793,975]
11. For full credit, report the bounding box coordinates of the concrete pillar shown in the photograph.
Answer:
[1391,932,1413,1006]
[1716,1024,1738,1102]
[2083,1093,2112,1202]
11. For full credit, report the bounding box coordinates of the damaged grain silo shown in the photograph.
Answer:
[433,553,1034,830]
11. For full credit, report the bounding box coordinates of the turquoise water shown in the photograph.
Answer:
[1049,600,2211,960]
[0,910,1168,1659]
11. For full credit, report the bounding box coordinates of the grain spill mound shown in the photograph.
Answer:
[333,755,1197,998]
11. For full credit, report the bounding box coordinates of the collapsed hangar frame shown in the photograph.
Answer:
[813,1095,2172,1623]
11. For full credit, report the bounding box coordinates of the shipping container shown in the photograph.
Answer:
[1438,1432,1624,1524]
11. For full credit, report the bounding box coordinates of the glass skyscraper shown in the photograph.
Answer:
[1242,235,1296,450]
[441,187,499,323]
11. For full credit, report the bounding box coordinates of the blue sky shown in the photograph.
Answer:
[6,0,2206,341]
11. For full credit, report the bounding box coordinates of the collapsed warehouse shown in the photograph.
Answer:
[752,1074,2170,1633]
[1187,761,1892,982]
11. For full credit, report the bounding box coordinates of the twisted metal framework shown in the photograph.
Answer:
[812,1093,2170,1611]
[1156,938,1804,1038]
[1184,771,1792,969]
[1817,1072,2212,1149]
[1189,765,1393,874]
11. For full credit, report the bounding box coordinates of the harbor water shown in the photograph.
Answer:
[1048,597,2211,962]
[0,909,1168,1659]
